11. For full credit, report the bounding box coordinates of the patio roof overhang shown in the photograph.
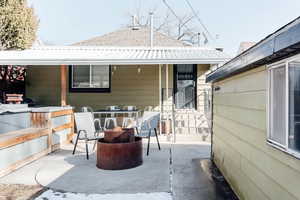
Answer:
[0,46,230,65]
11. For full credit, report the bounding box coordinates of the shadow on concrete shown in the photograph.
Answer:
[171,143,238,200]
[36,143,171,194]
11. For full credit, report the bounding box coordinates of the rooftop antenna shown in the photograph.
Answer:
[197,32,201,46]
[149,12,154,48]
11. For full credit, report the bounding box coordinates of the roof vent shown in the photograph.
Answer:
[131,15,140,30]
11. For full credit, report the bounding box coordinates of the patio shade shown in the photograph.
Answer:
[0,46,230,65]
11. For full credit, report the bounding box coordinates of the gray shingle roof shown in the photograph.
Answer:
[73,26,189,47]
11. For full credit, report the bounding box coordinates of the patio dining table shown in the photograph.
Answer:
[93,109,140,118]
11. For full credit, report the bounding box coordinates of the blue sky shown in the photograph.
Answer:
[27,0,300,56]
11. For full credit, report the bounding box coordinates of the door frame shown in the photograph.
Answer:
[173,64,197,109]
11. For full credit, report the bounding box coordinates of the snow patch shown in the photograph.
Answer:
[35,189,172,200]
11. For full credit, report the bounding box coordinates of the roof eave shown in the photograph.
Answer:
[206,16,300,83]
[0,58,227,66]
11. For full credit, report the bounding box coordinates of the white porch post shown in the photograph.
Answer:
[166,64,170,137]
[159,64,162,135]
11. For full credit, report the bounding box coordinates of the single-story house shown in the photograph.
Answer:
[0,25,229,176]
[0,25,230,137]
[206,16,300,199]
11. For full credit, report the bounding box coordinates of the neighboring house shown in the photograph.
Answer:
[206,17,300,199]
[0,25,229,138]
[237,41,256,54]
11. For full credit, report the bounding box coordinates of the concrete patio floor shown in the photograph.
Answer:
[0,136,237,199]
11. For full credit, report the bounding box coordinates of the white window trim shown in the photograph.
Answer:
[267,53,300,159]
[71,64,110,89]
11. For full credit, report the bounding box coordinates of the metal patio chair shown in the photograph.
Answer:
[135,111,161,156]
[73,112,103,160]
[81,106,102,131]
[122,105,137,128]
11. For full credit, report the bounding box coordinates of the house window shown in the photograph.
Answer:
[69,65,111,93]
[268,61,300,156]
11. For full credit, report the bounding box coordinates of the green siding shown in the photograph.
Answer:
[212,66,300,200]
[26,66,61,106]
[26,64,211,113]
[67,65,159,111]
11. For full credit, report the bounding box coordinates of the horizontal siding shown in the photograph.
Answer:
[26,66,61,106]
[212,66,300,200]
[27,64,210,115]
[67,65,159,111]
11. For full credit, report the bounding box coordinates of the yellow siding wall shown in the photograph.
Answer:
[67,65,159,111]
[212,66,300,200]
[26,66,61,106]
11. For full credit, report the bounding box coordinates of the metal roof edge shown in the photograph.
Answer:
[206,16,300,83]
[0,58,226,66]
[28,45,228,51]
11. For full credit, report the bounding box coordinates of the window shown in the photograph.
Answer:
[268,60,300,156]
[69,65,111,93]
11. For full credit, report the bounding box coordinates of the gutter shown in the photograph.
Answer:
[206,16,300,83]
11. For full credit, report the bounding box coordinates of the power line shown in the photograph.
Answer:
[161,0,192,32]
[184,0,214,40]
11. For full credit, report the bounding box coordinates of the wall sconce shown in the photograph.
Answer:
[137,66,141,74]
[114,66,117,71]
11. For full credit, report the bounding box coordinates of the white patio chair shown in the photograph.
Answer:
[73,112,103,160]
[122,106,137,128]
[81,106,93,113]
[104,106,118,130]
[81,106,102,131]
[135,111,161,156]
[104,118,118,130]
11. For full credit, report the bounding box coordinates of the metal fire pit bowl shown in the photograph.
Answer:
[96,137,143,170]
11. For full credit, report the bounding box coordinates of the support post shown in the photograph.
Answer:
[60,65,67,106]
[166,64,170,138]
[159,64,162,135]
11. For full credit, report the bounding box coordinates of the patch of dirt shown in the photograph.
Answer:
[0,184,45,200]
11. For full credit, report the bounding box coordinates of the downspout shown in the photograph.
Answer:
[210,84,214,160]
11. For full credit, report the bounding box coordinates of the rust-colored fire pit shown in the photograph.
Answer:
[97,128,143,170]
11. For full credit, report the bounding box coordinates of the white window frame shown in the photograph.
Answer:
[267,53,300,159]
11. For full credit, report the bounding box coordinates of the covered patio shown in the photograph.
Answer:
[0,46,232,199]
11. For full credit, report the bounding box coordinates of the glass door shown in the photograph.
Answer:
[174,64,197,109]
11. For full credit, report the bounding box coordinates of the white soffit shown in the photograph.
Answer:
[0,46,231,65]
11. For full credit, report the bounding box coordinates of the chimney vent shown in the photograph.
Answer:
[149,12,154,48]
[131,15,139,30]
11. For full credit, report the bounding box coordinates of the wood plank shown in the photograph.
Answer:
[0,128,51,149]
[69,113,75,141]
[46,113,52,152]
[31,112,51,128]
[52,122,73,132]
[52,139,71,151]
[0,148,49,178]
[61,64,67,106]
[51,109,73,118]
